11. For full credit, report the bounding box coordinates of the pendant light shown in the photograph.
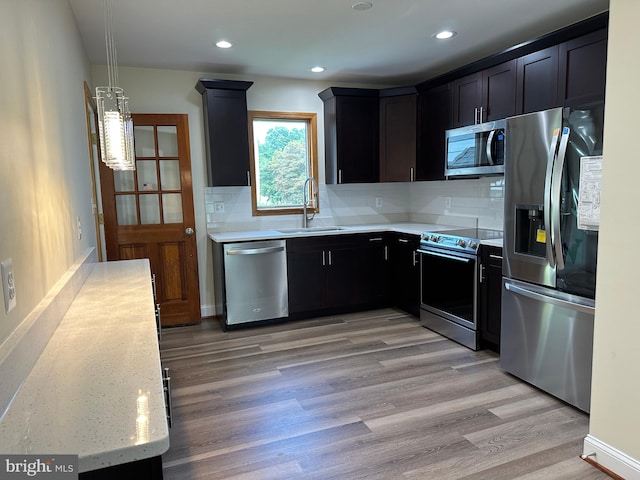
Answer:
[95,0,135,171]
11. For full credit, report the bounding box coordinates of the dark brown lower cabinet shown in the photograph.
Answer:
[79,456,163,480]
[287,235,374,317]
[388,233,420,317]
[479,245,503,352]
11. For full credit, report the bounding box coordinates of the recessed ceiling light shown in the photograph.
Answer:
[216,40,232,49]
[434,30,457,40]
[352,2,373,11]
[311,66,326,73]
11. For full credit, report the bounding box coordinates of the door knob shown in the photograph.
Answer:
[185,227,195,236]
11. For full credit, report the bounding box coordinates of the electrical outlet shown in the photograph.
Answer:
[445,197,452,209]
[214,201,225,213]
[375,197,383,209]
[1,258,16,314]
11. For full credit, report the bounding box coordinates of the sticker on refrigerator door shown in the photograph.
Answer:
[536,229,546,243]
[577,155,603,231]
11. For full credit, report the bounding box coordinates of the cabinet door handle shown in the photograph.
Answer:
[338,169,343,184]
[410,167,414,182]
[489,254,503,260]
[474,107,478,124]
[163,367,173,428]
[155,304,162,340]
[398,238,409,244]
[151,273,157,301]
[322,251,326,266]
[479,263,485,283]
[246,171,251,186]
[479,106,485,123]
[369,237,383,242]
[328,250,332,266]
[384,246,388,261]
[412,251,418,266]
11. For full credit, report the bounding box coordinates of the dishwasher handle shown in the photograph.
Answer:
[226,245,285,256]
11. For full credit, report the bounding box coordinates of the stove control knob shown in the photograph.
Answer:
[430,235,440,242]
[456,239,467,248]
[468,240,478,250]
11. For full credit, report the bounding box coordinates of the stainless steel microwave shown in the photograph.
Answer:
[445,119,506,177]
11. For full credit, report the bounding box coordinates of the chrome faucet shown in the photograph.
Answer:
[302,176,318,228]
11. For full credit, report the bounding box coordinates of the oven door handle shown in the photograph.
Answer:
[417,249,471,263]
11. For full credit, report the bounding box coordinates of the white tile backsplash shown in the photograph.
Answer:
[205,176,504,233]
[410,177,504,230]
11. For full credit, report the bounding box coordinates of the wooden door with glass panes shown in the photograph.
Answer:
[99,113,200,326]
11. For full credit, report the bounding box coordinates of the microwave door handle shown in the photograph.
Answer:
[543,128,561,268]
[486,130,496,165]
[551,127,571,271]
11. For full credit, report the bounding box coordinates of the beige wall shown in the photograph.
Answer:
[90,65,390,310]
[0,0,94,345]
[588,0,640,462]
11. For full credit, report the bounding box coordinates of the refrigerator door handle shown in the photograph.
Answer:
[505,281,595,315]
[551,127,571,271]
[543,128,561,268]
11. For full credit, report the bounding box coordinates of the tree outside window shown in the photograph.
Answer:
[249,111,318,216]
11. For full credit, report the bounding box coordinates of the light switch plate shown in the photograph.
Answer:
[1,258,16,314]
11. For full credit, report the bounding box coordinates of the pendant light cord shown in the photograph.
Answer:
[103,0,119,90]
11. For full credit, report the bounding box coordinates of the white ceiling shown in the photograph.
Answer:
[68,0,609,86]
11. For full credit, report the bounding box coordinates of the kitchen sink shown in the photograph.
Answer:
[275,226,345,234]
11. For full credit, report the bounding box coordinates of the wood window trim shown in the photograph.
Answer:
[248,110,319,217]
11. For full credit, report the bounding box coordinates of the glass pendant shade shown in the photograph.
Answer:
[95,0,135,171]
[96,87,135,170]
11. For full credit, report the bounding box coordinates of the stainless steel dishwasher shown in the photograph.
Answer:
[223,240,289,325]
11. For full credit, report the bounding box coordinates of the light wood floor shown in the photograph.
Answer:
[159,308,610,480]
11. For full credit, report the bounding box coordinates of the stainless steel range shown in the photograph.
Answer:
[418,228,502,350]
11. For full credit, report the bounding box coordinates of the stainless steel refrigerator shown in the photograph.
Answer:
[501,104,604,413]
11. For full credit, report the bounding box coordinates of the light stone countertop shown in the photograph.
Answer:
[0,260,169,473]
[208,222,503,247]
[209,222,460,243]
[481,238,504,248]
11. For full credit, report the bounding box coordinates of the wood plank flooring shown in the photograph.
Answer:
[159,309,610,480]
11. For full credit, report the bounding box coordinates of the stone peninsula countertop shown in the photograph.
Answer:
[0,260,169,473]
[208,222,503,248]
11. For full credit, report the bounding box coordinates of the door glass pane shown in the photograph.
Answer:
[139,194,161,224]
[115,195,137,225]
[162,193,183,223]
[114,170,135,192]
[157,126,178,157]
[137,160,158,191]
[134,125,155,157]
[159,160,181,190]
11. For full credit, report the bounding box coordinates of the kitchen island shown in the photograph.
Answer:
[0,259,169,477]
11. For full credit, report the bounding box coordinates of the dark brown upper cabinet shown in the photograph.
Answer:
[196,79,253,186]
[416,83,451,181]
[379,89,417,183]
[558,29,608,106]
[516,46,560,114]
[319,87,380,184]
[451,60,517,127]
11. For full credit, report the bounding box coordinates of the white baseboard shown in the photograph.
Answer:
[584,434,640,479]
[200,304,218,318]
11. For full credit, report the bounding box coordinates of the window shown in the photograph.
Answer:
[248,111,318,216]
